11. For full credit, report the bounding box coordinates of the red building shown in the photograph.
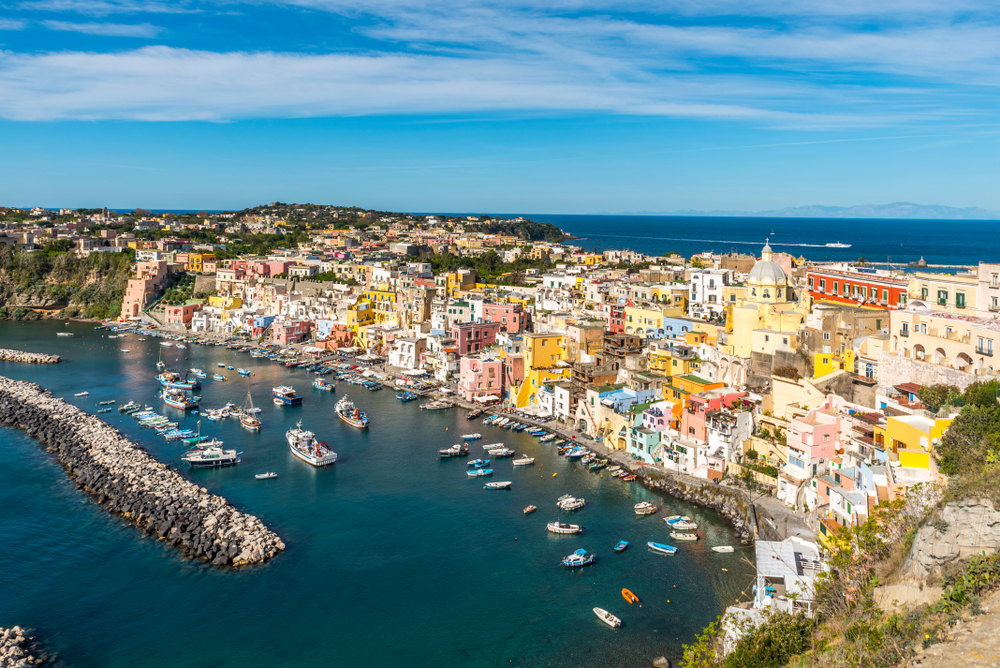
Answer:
[602,303,625,333]
[805,265,908,309]
[451,321,502,355]
[272,320,312,345]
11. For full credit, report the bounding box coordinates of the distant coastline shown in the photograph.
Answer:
[598,202,1000,220]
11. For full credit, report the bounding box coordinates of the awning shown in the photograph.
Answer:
[474,395,501,403]
[404,369,427,376]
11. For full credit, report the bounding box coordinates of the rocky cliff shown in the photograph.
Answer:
[903,499,1000,580]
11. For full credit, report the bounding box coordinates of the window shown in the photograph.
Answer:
[902,322,909,335]
[823,332,831,341]
[900,293,907,306]
[819,279,826,292]
[843,283,849,296]
[809,277,814,288]
[921,287,928,300]
[823,434,829,443]
[832,281,837,294]
[945,327,953,337]
[957,292,966,308]
[978,337,994,355]
[938,289,948,306]
[783,337,788,345]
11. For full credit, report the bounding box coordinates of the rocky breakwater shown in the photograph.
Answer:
[637,469,755,545]
[0,626,42,667]
[0,349,60,364]
[0,375,284,567]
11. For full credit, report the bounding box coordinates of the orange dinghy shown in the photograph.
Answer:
[622,588,639,604]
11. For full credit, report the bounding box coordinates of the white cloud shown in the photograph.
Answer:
[42,20,163,36]
[22,0,199,16]
[0,19,26,30]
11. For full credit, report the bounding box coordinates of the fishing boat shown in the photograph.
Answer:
[214,374,227,381]
[255,472,278,480]
[157,371,200,390]
[634,501,658,516]
[468,458,490,467]
[462,433,482,441]
[512,457,535,466]
[159,341,172,347]
[557,496,585,511]
[562,548,594,568]
[465,409,482,420]
[621,588,639,604]
[190,368,206,377]
[711,546,735,554]
[335,395,369,428]
[286,420,338,466]
[489,447,515,458]
[614,541,629,553]
[664,516,698,530]
[485,481,511,489]
[670,532,700,541]
[272,385,303,406]
[226,365,234,370]
[182,445,240,468]
[74,391,89,397]
[547,522,582,535]
[524,505,537,515]
[593,608,621,628]
[647,542,677,555]
[313,378,336,392]
[119,400,141,413]
[589,459,608,471]
[396,391,419,402]
[481,442,504,451]
[97,407,113,414]
[98,400,116,405]
[439,444,469,457]
[162,388,198,410]
[467,468,493,477]
[239,387,261,431]
[237,368,251,376]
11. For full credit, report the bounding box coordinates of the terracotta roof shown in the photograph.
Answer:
[894,382,923,394]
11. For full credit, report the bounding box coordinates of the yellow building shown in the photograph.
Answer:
[813,350,855,379]
[623,304,684,336]
[346,299,374,345]
[208,295,242,309]
[445,270,476,298]
[186,253,215,273]
[648,346,699,377]
[885,415,954,468]
[512,332,570,407]
[909,271,978,314]
[362,286,398,325]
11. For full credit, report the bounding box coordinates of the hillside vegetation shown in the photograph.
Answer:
[0,246,134,320]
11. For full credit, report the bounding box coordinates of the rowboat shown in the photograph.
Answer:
[468,458,490,467]
[547,522,582,535]
[664,515,698,530]
[593,607,621,628]
[670,532,699,541]
[467,468,493,477]
[512,457,535,466]
[485,481,511,490]
[614,541,629,553]
[524,505,537,515]
[622,588,639,604]
[634,501,658,516]
[647,542,677,555]
[712,546,735,553]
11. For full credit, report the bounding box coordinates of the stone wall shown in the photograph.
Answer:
[878,350,979,396]
[0,349,60,364]
[0,375,284,567]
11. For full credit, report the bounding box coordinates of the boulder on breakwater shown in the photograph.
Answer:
[636,469,756,545]
[0,349,60,364]
[0,375,284,567]
[0,626,42,667]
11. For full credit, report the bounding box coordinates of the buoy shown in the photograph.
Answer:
[552,473,557,477]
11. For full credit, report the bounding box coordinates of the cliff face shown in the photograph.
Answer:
[903,499,1000,580]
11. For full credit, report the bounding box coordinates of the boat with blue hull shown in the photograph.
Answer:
[162,388,198,411]
[272,385,303,406]
[562,548,595,568]
[647,542,678,555]
[156,371,201,390]
[467,468,493,477]
[396,391,419,402]
[313,378,336,392]
[335,395,369,428]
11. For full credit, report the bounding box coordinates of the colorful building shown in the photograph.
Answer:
[805,265,908,309]
[458,355,504,402]
[451,321,502,356]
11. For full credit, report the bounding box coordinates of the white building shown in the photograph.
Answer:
[688,269,730,319]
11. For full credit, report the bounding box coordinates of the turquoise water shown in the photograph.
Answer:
[0,321,754,667]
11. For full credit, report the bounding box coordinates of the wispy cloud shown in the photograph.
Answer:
[0,19,26,30]
[42,20,163,36]
[21,0,199,16]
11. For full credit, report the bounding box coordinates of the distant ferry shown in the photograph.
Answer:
[825,242,851,248]
[286,420,337,467]
[272,385,302,406]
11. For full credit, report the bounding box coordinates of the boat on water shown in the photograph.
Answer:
[664,515,698,530]
[467,468,493,477]
[162,388,198,410]
[671,532,700,541]
[157,371,200,390]
[335,395,369,428]
[419,400,450,410]
[512,457,535,466]
[485,481,511,489]
[396,391,419,402]
[826,241,851,248]
[217,363,225,368]
[588,459,607,470]
[489,447,515,458]
[182,445,240,468]
[98,400,116,405]
[593,607,621,628]
[524,505,537,515]
[239,387,261,431]
[547,521,582,534]
[562,548,595,568]
[272,385,303,406]
[462,433,482,441]
[621,588,638,604]
[634,501,658,516]
[286,420,338,466]
[481,442,504,451]
[313,378,336,392]
[465,409,483,420]
[557,496,585,511]
[255,472,278,480]
[160,341,172,347]
[119,401,141,413]
[647,542,677,555]
[97,407,113,414]
[56,332,74,337]
[614,541,629,553]
[226,365,234,370]
[189,368,205,377]
[237,368,251,376]
[439,444,469,457]
[468,458,490,467]
[712,546,735,553]
[176,344,186,350]
[214,374,227,381]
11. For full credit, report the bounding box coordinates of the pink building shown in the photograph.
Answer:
[459,355,503,402]
[164,302,202,327]
[120,260,171,320]
[481,302,529,333]
[680,387,746,444]
[272,320,312,345]
[451,321,501,355]
[785,405,842,481]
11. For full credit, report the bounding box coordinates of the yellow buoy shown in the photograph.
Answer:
[552,473,557,477]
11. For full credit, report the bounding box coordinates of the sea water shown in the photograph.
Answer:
[0,321,754,667]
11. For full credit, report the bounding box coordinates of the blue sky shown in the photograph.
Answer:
[0,0,998,212]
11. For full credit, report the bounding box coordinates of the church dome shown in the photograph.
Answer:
[748,241,787,286]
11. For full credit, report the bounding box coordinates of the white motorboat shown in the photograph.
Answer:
[547,521,582,534]
[56,332,74,337]
[670,531,699,541]
[557,496,585,511]
[512,457,535,466]
[182,445,240,468]
[286,420,337,466]
[712,546,735,553]
[593,607,621,629]
[74,392,89,397]
[481,442,505,451]
[664,515,698,530]
[255,472,278,480]
[634,501,658,516]
[485,481,511,489]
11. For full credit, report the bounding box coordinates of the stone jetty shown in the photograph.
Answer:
[0,626,41,667]
[0,376,284,567]
[0,349,60,364]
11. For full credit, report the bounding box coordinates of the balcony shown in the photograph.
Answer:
[899,329,909,337]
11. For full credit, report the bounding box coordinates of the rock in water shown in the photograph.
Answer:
[653,657,671,668]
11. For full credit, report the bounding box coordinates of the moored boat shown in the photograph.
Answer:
[634,501,658,516]
[593,607,621,628]
[711,546,735,553]
[312,378,336,392]
[272,385,303,406]
[237,368,251,376]
[485,481,511,489]
[239,386,261,431]
[614,540,629,553]
[468,458,490,467]
[647,541,677,555]
[255,472,278,480]
[162,388,198,410]
[547,521,582,534]
[664,515,698,530]
[512,457,535,466]
[396,391,418,402]
[182,445,240,468]
[562,548,594,567]
[670,532,699,541]
[286,420,337,466]
[156,371,200,390]
[557,496,585,511]
[335,395,369,428]
[439,444,470,457]
[524,505,537,515]
[462,433,482,440]
[213,373,227,381]
[467,468,493,477]
[621,588,639,604]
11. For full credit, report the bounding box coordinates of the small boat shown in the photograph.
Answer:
[557,496,585,511]
[120,349,130,353]
[56,332,74,337]
[593,607,621,628]
[313,378,336,392]
[614,541,629,553]
[826,241,851,248]
[485,481,511,490]
[465,409,483,420]
[588,459,607,471]
[712,546,735,554]
[622,588,638,604]
[664,516,698,530]
[217,363,225,368]
[182,445,240,468]
[440,444,469,457]
[562,548,594,568]
[287,420,337,466]
[608,466,621,474]
[462,433,482,441]
[524,505,537,515]
[96,407,113,414]
[160,341,172,347]
[255,472,278,480]
[396,391,419,402]
[647,542,677,555]
[670,532,699,541]
[162,388,198,410]
[634,502,658,516]
[273,385,303,406]
[226,365,234,370]
[512,457,535,466]
[468,458,490,467]
[482,442,504,451]
[98,400,116,405]
[547,522,582,535]
[489,447,515,458]
[467,468,493,477]
[239,387,261,431]
[237,368,251,376]
[621,474,637,482]
[74,392,89,397]
[176,344,186,349]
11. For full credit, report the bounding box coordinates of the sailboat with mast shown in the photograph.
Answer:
[156,348,165,370]
[240,381,261,431]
